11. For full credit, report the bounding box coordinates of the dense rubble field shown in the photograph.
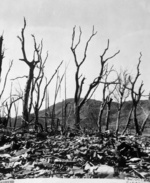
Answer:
[0,131,150,180]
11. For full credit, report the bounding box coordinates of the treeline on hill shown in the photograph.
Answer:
[0,18,150,136]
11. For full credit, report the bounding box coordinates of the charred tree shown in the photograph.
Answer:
[113,70,130,135]
[127,53,144,135]
[71,26,120,130]
[71,27,96,129]
[18,18,39,125]
[122,106,133,135]
[105,96,113,131]
[29,40,63,132]
[0,35,4,78]
[0,35,13,100]
[97,66,114,132]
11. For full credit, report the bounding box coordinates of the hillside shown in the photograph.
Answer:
[10,99,150,133]
[37,98,150,133]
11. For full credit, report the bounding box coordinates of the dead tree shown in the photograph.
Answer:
[128,53,144,135]
[30,47,63,132]
[13,98,19,129]
[0,35,13,128]
[104,82,118,131]
[0,35,4,78]
[1,83,22,129]
[32,53,63,131]
[0,35,13,100]
[97,65,116,132]
[0,61,13,101]
[51,69,65,131]
[18,18,47,129]
[122,106,134,135]
[18,18,40,125]
[113,70,130,135]
[4,97,21,128]
[105,96,113,131]
[71,27,96,129]
[62,69,67,132]
[28,36,47,131]
[71,26,120,130]
[61,63,69,132]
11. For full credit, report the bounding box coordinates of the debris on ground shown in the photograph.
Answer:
[0,131,150,180]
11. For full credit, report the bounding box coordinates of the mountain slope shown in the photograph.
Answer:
[11,99,150,134]
[38,98,150,133]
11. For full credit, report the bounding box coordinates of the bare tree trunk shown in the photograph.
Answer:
[45,82,48,132]
[34,106,39,131]
[116,103,122,135]
[13,101,19,129]
[61,100,69,133]
[34,105,43,132]
[51,99,56,131]
[105,98,113,131]
[64,102,67,131]
[0,36,4,78]
[12,96,20,129]
[61,100,64,133]
[0,36,13,100]
[133,105,141,135]
[71,27,119,131]
[74,105,80,130]
[116,109,121,134]
[23,66,34,123]
[64,70,67,131]
[97,103,106,133]
[18,19,39,128]
[122,106,133,135]
[127,53,144,135]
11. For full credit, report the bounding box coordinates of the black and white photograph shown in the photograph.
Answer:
[0,0,150,182]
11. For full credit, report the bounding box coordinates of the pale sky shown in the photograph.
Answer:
[1,0,150,116]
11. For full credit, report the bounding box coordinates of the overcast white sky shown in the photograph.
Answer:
[1,0,150,116]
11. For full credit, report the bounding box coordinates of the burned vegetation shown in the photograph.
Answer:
[0,19,150,181]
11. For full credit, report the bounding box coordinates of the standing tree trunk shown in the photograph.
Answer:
[97,64,118,133]
[122,105,133,134]
[97,102,106,133]
[34,105,43,132]
[18,19,39,128]
[127,53,144,135]
[133,104,140,135]
[23,65,36,123]
[13,99,19,129]
[0,36,4,78]
[0,35,13,100]
[113,70,130,135]
[115,103,122,135]
[105,97,113,131]
[71,27,120,130]
[74,105,81,130]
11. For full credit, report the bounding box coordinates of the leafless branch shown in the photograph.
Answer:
[17,18,29,65]
[39,60,63,109]
[71,26,97,67]
[0,60,13,99]
[11,75,28,80]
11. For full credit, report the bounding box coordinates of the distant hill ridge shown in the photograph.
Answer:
[12,99,150,134]
[39,98,150,133]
